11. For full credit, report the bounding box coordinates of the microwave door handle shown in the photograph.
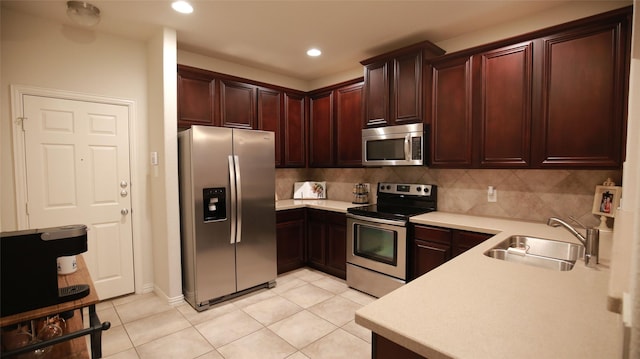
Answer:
[405,135,411,161]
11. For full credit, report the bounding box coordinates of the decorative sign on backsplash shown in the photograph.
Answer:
[293,181,326,199]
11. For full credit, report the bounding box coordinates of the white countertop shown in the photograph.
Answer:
[355,211,622,358]
[276,199,359,213]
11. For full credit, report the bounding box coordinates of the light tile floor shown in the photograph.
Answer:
[98,268,376,359]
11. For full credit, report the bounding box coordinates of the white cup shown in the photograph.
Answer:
[57,255,77,275]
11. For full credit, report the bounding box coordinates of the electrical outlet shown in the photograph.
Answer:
[487,186,498,202]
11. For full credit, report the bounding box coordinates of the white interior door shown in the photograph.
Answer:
[22,94,134,300]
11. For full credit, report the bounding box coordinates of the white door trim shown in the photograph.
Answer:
[10,84,144,294]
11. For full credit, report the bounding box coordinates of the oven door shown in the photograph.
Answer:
[347,214,407,280]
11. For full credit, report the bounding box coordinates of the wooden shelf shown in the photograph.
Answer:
[1,255,104,359]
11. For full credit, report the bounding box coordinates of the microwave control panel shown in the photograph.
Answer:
[410,136,422,160]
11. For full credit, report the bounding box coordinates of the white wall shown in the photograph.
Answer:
[627,1,640,355]
[148,28,183,303]
[0,8,154,293]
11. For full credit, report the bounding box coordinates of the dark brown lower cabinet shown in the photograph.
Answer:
[411,224,491,280]
[373,333,427,359]
[276,208,347,279]
[276,209,306,274]
[306,209,347,279]
[412,226,452,279]
[453,230,492,257]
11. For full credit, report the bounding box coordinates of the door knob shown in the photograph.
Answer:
[120,189,128,197]
[120,180,128,188]
[121,208,129,215]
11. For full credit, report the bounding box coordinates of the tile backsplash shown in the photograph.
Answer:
[276,167,622,227]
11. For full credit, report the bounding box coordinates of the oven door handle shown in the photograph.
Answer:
[347,213,407,226]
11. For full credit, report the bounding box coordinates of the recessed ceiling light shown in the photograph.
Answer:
[172,1,193,14]
[307,48,322,57]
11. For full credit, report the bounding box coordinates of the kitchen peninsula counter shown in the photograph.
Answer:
[356,212,622,359]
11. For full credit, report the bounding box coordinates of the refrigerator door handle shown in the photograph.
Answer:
[233,155,242,243]
[228,155,237,244]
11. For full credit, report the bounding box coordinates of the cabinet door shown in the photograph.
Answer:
[335,82,364,167]
[220,80,256,129]
[309,91,334,167]
[177,67,216,128]
[532,21,627,168]
[411,225,451,279]
[363,61,389,127]
[473,42,532,168]
[373,334,427,359]
[326,212,347,279]
[306,210,326,268]
[452,230,492,257]
[283,93,306,167]
[276,209,306,274]
[412,239,450,279]
[393,52,422,124]
[430,56,473,167]
[257,87,282,166]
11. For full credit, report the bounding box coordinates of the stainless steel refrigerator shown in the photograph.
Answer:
[178,125,276,311]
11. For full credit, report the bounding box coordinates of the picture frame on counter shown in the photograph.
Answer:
[592,185,622,218]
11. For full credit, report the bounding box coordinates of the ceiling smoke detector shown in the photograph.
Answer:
[66,1,101,27]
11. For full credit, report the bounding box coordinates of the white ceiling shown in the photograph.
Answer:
[0,1,630,81]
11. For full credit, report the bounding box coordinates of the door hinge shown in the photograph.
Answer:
[25,202,29,215]
[16,117,27,132]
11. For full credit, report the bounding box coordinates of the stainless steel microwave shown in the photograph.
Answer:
[362,123,424,166]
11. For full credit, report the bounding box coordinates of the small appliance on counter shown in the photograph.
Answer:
[1,225,90,317]
[293,181,326,199]
[352,183,370,204]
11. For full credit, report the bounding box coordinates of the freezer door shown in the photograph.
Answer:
[188,126,237,303]
[232,129,277,291]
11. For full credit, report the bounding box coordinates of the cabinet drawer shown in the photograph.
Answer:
[413,225,451,245]
[277,209,305,222]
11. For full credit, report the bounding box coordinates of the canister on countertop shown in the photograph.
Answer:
[352,183,369,204]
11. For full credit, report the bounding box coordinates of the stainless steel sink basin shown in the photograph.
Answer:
[484,235,584,271]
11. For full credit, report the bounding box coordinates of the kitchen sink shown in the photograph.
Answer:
[484,235,584,271]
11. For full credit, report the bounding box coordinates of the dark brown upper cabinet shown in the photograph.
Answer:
[283,93,306,167]
[428,6,630,169]
[177,67,217,128]
[472,42,533,168]
[177,65,307,168]
[309,80,364,168]
[361,40,445,128]
[220,80,256,129]
[258,88,307,168]
[430,55,474,167]
[309,90,334,167]
[531,14,630,168]
[335,82,364,167]
[257,87,282,165]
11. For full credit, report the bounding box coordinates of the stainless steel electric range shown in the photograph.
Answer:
[346,182,437,297]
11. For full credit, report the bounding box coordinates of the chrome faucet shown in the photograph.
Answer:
[547,217,599,268]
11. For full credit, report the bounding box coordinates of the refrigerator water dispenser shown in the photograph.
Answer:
[203,187,226,221]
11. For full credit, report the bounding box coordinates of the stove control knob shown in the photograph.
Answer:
[416,186,422,192]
